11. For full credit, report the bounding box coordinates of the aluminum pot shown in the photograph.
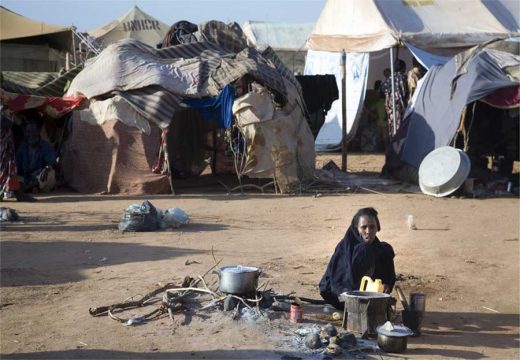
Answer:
[377,333,408,353]
[376,323,413,354]
[217,266,261,295]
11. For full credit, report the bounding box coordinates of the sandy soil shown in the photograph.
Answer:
[1,153,519,359]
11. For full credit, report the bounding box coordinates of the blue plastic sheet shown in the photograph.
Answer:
[183,85,235,128]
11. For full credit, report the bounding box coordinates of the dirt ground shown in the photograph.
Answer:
[1,153,519,359]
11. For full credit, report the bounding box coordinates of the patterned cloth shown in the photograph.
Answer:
[381,72,407,136]
[0,121,20,197]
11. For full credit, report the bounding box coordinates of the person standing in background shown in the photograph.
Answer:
[381,60,407,137]
[407,58,425,102]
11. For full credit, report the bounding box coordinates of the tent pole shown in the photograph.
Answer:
[341,50,347,172]
[71,28,77,66]
[390,47,397,136]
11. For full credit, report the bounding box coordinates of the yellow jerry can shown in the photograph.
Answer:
[359,276,384,292]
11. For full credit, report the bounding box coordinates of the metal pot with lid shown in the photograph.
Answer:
[217,265,261,295]
[376,321,413,353]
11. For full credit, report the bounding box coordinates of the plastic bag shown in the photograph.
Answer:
[118,200,160,232]
[160,207,189,229]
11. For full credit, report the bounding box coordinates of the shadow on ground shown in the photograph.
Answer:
[0,241,205,286]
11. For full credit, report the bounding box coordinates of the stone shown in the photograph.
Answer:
[305,333,322,350]
[325,343,342,356]
[324,323,338,337]
[337,332,357,349]
[223,295,238,311]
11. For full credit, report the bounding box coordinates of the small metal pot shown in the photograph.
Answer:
[217,266,261,295]
[377,333,408,353]
[376,323,413,354]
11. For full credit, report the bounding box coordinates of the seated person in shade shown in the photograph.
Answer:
[15,120,56,193]
[319,207,396,309]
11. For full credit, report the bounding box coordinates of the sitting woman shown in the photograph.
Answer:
[15,119,56,193]
[319,207,396,309]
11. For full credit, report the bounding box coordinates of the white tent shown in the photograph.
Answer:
[308,0,519,53]
[305,0,519,150]
[242,21,314,73]
[88,5,169,48]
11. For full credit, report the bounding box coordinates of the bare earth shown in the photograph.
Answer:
[1,153,519,359]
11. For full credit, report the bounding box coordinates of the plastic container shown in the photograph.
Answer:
[406,214,417,230]
[360,276,384,292]
[290,303,303,323]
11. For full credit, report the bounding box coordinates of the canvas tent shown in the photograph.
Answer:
[242,21,314,74]
[64,21,315,195]
[308,0,519,53]
[0,6,74,71]
[88,5,169,48]
[305,0,520,150]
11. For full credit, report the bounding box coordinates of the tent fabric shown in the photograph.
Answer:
[304,50,369,150]
[242,21,314,51]
[1,66,82,97]
[308,0,520,53]
[0,6,72,50]
[232,79,315,190]
[62,116,170,195]
[88,5,169,48]
[385,48,519,171]
[75,96,152,135]
[0,89,84,118]
[196,21,249,54]
[481,85,520,109]
[0,43,67,72]
[67,39,288,128]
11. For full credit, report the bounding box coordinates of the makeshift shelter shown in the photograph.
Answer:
[384,40,520,184]
[64,21,315,195]
[242,21,314,74]
[305,0,520,150]
[0,6,74,72]
[88,5,169,48]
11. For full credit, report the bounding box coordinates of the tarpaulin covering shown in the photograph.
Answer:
[67,38,288,128]
[304,50,369,150]
[183,85,235,128]
[0,89,84,118]
[386,48,519,170]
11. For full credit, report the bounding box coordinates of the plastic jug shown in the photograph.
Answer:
[359,276,384,292]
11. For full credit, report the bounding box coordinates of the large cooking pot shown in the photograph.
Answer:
[217,265,261,295]
[376,323,413,353]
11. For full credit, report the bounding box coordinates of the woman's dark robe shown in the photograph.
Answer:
[319,225,396,309]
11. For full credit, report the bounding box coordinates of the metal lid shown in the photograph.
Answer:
[418,146,471,197]
[220,265,259,273]
[376,322,413,337]
[339,291,391,300]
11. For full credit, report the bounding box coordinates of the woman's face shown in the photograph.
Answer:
[357,215,378,244]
